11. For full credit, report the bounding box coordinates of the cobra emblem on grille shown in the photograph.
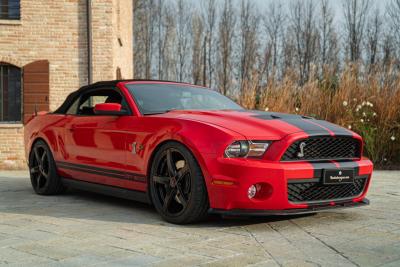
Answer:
[297,142,306,158]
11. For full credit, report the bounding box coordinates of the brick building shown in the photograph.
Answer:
[0,0,133,169]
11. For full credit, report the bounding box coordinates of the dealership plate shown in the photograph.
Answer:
[323,169,355,185]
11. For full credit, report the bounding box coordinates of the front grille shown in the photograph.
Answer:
[281,136,361,161]
[287,177,367,203]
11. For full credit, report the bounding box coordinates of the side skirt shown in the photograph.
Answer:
[62,178,151,204]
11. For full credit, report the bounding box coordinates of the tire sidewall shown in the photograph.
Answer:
[149,142,208,224]
[29,140,59,195]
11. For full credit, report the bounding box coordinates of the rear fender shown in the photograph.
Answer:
[24,114,66,164]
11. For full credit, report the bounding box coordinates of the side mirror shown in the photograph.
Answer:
[94,103,128,116]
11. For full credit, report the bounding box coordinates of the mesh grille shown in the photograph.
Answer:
[287,177,367,203]
[281,136,361,161]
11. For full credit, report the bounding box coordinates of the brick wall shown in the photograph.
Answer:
[112,0,133,79]
[0,126,24,169]
[0,0,133,169]
[91,0,133,81]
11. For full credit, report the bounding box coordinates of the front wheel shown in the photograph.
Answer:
[149,142,209,224]
[29,140,66,195]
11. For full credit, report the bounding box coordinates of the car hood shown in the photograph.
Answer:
[154,110,354,140]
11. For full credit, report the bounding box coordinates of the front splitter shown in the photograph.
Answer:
[209,198,369,216]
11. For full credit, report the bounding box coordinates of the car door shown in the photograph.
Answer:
[61,87,131,186]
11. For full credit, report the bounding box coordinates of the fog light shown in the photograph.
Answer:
[248,185,257,199]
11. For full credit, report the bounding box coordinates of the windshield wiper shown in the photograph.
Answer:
[143,109,179,115]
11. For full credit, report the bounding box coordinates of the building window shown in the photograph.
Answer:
[0,63,22,122]
[0,0,20,20]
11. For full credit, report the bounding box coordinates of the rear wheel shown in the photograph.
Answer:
[29,140,65,195]
[149,142,209,224]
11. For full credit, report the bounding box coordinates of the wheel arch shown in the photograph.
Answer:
[28,137,53,165]
[145,139,211,204]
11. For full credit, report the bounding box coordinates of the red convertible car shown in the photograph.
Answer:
[24,80,373,224]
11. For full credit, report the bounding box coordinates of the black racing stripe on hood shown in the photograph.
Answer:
[312,120,353,136]
[311,161,360,178]
[336,161,360,176]
[280,118,332,135]
[245,111,331,135]
[310,162,337,178]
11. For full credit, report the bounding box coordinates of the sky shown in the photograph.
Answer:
[253,0,390,23]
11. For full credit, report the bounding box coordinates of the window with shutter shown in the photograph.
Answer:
[23,60,49,123]
[0,63,22,122]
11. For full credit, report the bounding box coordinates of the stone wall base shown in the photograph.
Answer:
[0,125,26,170]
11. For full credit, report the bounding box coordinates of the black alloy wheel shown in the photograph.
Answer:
[29,140,65,195]
[150,142,209,224]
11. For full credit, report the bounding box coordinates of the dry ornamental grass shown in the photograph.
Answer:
[238,65,400,168]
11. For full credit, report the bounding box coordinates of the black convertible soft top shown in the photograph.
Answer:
[53,79,196,114]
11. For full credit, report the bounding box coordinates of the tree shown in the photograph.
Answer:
[133,0,156,79]
[319,1,338,66]
[175,0,192,82]
[131,0,400,97]
[343,0,370,62]
[192,13,205,85]
[263,2,285,71]
[133,0,145,78]
[316,0,340,78]
[289,0,319,84]
[387,0,400,65]
[161,5,177,80]
[155,0,164,79]
[202,0,217,87]
[366,9,382,67]
[217,0,235,95]
[238,0,259,91]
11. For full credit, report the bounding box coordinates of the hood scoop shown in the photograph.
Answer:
[247,111,315,121]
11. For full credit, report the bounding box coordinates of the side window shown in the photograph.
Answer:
[74,88,129,116]
[79,95,108,111]
[66,97,80,115]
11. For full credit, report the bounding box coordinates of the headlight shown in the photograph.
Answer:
[225,141,271,158]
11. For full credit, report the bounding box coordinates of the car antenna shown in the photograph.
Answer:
[34,103,38,116]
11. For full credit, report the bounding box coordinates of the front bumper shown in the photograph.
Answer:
[204,156,373,212]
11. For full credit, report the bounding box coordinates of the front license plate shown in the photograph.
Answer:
[323,169,354,185]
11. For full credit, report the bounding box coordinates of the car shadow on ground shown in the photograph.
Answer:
[65,189,321,227]
[1,181,361,228]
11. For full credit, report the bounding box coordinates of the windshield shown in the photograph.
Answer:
[126,83,243,115]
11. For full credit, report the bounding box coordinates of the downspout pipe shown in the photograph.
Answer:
[86,0,92,85]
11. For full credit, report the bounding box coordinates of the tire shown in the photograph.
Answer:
[29,140,66,195]
[149,142,209,224]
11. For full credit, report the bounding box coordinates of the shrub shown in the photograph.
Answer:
[240,65,400,168]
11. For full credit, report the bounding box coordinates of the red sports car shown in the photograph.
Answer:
[24,80,373,224]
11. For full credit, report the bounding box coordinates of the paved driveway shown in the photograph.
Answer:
[0,171,399,267]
